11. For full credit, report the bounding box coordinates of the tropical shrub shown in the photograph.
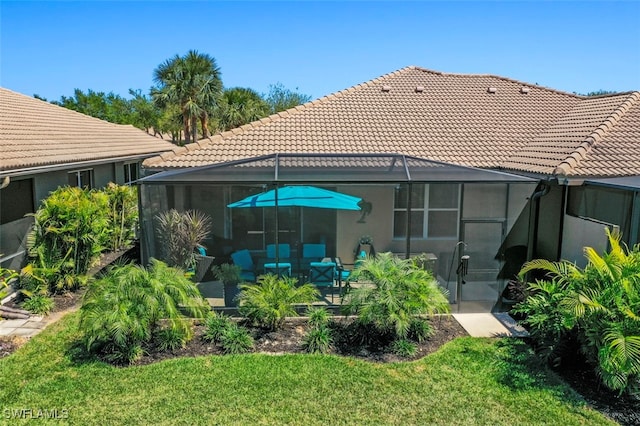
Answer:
[27,186,108,293]
[154,326,191,352]
[302,326,333,354]
[24,184,138,295]
[511,279,576,366]
[21,294,55,315]
[219,323,254,354]
[307,306,331,329]
[104,183,138,251]
[342,252,450,340]
[19,249,89,295]
[79,259,209,364]
[391,339,418,358]
[302,306,333,354]
[202,311,234,343]
[0,266,18,299]
[515,228,640,395]
[408,318,435,343]
[155,209,212,270]
[238,274,319,330]
[212,263,241,286]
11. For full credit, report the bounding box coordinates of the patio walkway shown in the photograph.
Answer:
[453,313,529,337]
[0,306,80,338]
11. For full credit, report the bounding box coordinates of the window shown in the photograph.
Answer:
[393,184,459,239]
[567,185,632,240]
[124,163,139,184]
[0,178,34,224]
[68,169,93,189]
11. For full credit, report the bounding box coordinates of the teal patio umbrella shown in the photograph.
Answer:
[227,185,362,210]
[227,185,362,262]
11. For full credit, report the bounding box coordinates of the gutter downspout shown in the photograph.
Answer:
[0,176,9,189]
[526,182,551,265]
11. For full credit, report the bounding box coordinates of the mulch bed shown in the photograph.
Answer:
[556,355,640,426]
[137,315,468,366]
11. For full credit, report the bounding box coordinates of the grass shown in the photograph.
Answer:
[0,313,614,426]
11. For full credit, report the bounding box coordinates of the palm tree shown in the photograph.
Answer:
[152,50,222,144]
[517,228,640,394]
[342,252,450,339]
[79,259,209,363]
[218,87,270,131]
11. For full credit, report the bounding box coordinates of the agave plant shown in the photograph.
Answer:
[342,252,450,340]
[79,259,209,364]
[516,228,640,394]
[237,274,319,330]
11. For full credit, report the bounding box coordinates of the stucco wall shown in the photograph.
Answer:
[561,215,612,268]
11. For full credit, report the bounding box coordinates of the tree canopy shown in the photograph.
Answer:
[264,82,312,113]
[152,50,223,145]
[41,51,312,145]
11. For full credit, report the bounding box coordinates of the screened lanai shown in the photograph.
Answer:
[139,153,537,312]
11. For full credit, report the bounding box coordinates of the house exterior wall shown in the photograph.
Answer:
[1,160,141,270]
[335,185,393,263]
[561,215,611,268]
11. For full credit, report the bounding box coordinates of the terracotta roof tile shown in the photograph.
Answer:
[142,67,639,178]
[1,87,178,174]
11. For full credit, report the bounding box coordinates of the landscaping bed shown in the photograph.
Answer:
[137,314,467,366]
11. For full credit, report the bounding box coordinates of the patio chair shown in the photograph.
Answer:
[303,243,326,259]
[266,243,291,259]
[231,249,256,282]
[300,244,327,278]
[308,261,336,287]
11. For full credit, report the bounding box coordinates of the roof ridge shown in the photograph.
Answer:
[553,91,640,176]
[144,66,419,166]
[0,86,132,128]
[411,66,582,99]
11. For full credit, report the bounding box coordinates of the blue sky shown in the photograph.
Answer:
[1,1,639,101]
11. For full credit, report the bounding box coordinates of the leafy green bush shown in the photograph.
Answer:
[516,229,640,395]
[26,187,108,293]
[79,259,209,364]
[21,294,55,315]
[238,274,319,330]
[155,209,212,270]
[212,263,241,286]
[104,183,138,251]
[342,252,450,340]
[202,311,234,343]
[0,266,18,299]
[408,318,435,343]
[219,324,254,354]
[302,326,333,354]
[307,306,331,329]
[391,339,418,358]
[154,326,192,352]
[24,184,138,295]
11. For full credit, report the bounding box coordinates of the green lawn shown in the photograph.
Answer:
[0,313,613,425]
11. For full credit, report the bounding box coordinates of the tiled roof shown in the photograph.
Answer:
[501,92,640,177]
[140,66,639,178]
[0,87,178,174]
[562,94,640,177]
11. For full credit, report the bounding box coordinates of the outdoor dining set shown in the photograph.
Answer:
[230,243,352,290]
